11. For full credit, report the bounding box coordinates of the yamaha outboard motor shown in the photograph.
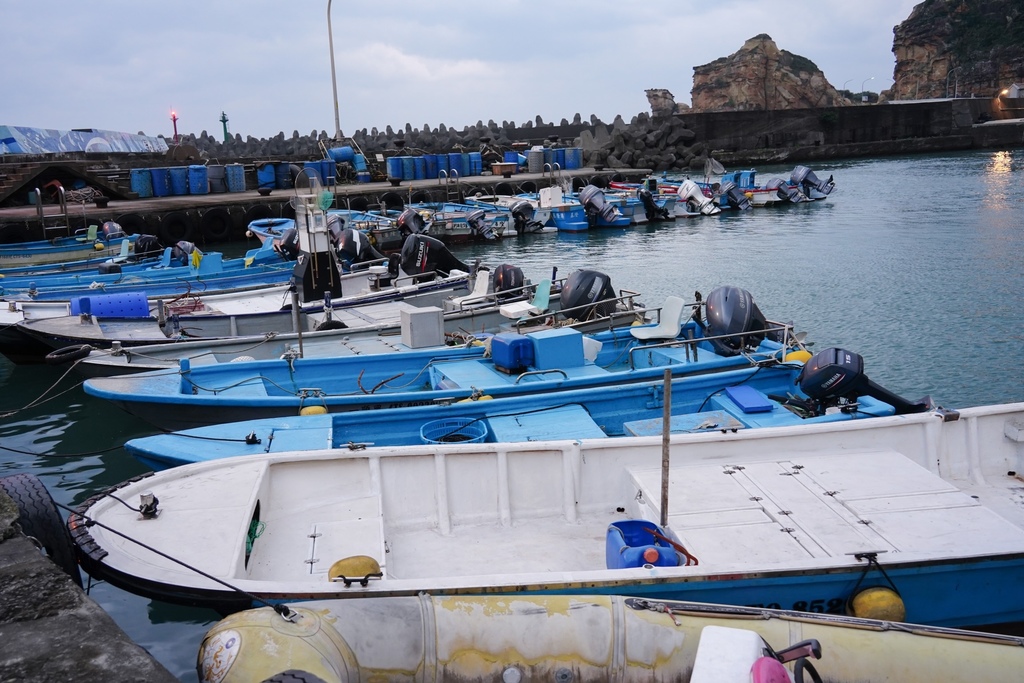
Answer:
[677,179,721,216]
[273,227,300,261]
[492,264,525,301]
[508,199,544,234]
[560,269,617,320]
[578,185,620,226]
[703,285,769,356]
[397,208,430,236]
[790,165,835,198]
[764,177,807,203]
[466,208,496,240]
[718,180,752,211]
[170,240,201,267]
[101,221,126,240]
[399,233,470,279]
[636,187,670,221]
[326,213,345,243]
[796,347,933,416]
[336,227,385,270]
[133,234,163,259]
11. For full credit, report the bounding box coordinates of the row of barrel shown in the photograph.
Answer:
[130,165,245,199]
[384,147,584,181]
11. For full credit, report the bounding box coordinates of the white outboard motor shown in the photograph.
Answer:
[718,181,752,211]
[466,209,497,240]
[636,188,670,221]
[508,199,545,234]
[578,185,621,226]
[677,179,720,216]
[397,208,430,236]
[790,165,835,198]
[764,177,808,203]
[399,234,470,278]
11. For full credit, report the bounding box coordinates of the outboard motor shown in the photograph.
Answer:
[636,187,670,221]
[508,199,545,234]
[765,177,807,203]
[399,233,470,279]
[703,285,769,356]
[273,227,300,261]
[718,180,752,211]
[492,264,525,301]
[133,234,164,259]
[578,185,620,226]
[790,165,835,198]
[677,179,720,216]
[466,208,496,240]
[560,269,617,320]
[397,208,430,236]
[170,240,201,267]
[326,213,345,243]
[101,221,126,240]
[336,227,385,270]
[796,347,933,416]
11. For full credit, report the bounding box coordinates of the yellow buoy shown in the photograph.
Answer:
[784,350,813,364]
[93,242,105,250]
[328,555,383,582]
[299,405,328,416]
[847,587,906,622]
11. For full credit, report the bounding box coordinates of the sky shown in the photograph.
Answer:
[3,0,922,141]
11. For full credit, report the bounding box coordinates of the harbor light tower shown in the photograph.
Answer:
[220,112,230,143]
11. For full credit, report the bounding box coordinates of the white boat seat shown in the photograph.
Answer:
[448,270,491,308]
[630,295,687,340]
[690,625,794,683]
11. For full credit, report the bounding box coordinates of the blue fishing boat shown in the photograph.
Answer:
[517,187,589,232]
[0,221,140,268]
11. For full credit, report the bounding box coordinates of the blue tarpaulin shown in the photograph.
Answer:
[0,125,168,155]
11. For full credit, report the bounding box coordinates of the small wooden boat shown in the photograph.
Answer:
[196,594,1024,683]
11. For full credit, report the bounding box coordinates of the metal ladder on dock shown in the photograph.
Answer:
[35,186,74,239]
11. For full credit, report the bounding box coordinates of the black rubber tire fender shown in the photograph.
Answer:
[348,196,369,212]
[518,180,537,194]
[379,191,404,211]
[0,473,82,586]
[160,210,194,243]
[114,212,148,236]
[44,343,93,366]
[315,319,347,331]
[410,190,432,204]
[493,182,515,196]
[200,207,234,243]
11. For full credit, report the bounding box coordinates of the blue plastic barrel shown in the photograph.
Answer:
[303,161,323,184]
[554,148,566,169]
[353,154,367,172]
[399,156,414,181]
[168,167,189,195]
[543,148,554,167]
[207,165,226,193]
[188,165,209,195]
[436,153,449,176]
[150,168,171,197]
[413,156,426,180]
[503,151,519,164]
[468,152,482,176]
[424,154,438,179]
[225,164,245,193]
[328,146,355,163]
[447,152,463,177]
[386,157,402,179]
[130,169,153,198]
[461,153,472,177]
[564,147,582,170]
[356,171,372,183]
[256,163,276,189]
[321,159,336,184]
[275,163,293,190]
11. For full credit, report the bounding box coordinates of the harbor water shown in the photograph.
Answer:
[1,149,1022,680]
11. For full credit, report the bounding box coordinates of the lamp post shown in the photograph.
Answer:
[860,77,874,102]
[945,66,961,98]
[170,110,179,145]
[842,79,852,92]
[327,0,341,142]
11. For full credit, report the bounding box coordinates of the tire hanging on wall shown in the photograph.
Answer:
[0,473,82,587]
[114,212,149,235]
[200,207,234,243]
[159,210,194,244]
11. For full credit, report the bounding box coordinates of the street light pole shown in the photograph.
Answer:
[327,0,341,142]
[945,65,961,98]
[170,111,179,145]
[842,79,852,91]
[861,77,874,102]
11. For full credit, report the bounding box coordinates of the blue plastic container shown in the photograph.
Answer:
[328,146,355,163]
[436,153,449,176]
[188,165,209,195]
[447,152,463,177]
[275,163,293,190]
[386,157,402,179]
[207,165,226,193]
[401,156,415,181]
[420,418,488,445]
[503,151,519,164]
[564,147,582,170]
[303,161,323,184]
[605,520,680,569]
[256,163,276,189]
[356,171,372,183]
[424,154,438,179]
[468,151,482,176]
[321,159,336,184]
[150,168,170,196]
[543,148,554,167]
[225,164,245,193]
[130,168,153,198]
[353,154,367,172]
[461,153,472,177]
[168,167,189,195]
[554,148,566,169]
[413,156,426,180]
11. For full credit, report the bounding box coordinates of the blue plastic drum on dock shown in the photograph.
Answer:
[353,154,367,172]
[401,156,415,181]
[565,147,582,170]
[275,163,293,190]
[256,163,276,189]
[503,151,519,164]
[468,152,482,176]
[321,159,336,184]
[424,154,438,179]
[188,165,209,195]
[168,167,189,195]
[356,171,372,183]
[447,152,463,177]
[302,161,323,184]
[461,153,472,177]
[207,165,226,193]
[150,168,171,197]
[328,146,355,164]
[413,156,426,180]
[130,168,153,198]
[386,156,402,180]
[436,153,449,176]
[225,164,245,193]
[554,148,566,169]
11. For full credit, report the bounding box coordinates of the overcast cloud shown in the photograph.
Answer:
[2,0,921,140]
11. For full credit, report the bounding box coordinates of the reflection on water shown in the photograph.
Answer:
[1,149,1023,681]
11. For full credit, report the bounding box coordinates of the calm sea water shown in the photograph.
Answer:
[1,149,1022,680]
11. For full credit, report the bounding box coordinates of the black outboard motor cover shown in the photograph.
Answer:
[466,209,496,240]
[101,221,126,239]
[636,187,670,221]
[765,177,807,203]
[336,227,384,269]
[561,269,617,319]
[579,185,619,225]
[399,233,470,278]
[274,228,300,261]
[790,165,835,196]
[326,213,345,243]
[397,208,429,236]
[719,180,752,211]
[508,199,544,233]
[133,234,163,259]
[703,285,767,356]
[492,264,524,300]
[797,347,933,415]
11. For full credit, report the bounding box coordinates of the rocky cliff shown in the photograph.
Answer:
[691,35,846,112]
[888,0,1024,101]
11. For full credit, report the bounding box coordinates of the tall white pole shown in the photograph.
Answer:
[327,0,341,141]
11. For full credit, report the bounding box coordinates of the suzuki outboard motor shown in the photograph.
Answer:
[336,227,385,270]
[677,179,721,216]
[636,188,670,221]
[508,199,544,234]
[397,208,430,236]
[578,185,620,226]
[718,180,752,211]
[326,213,345,243]
[101,221,126,240]
[796,347,933,415]
[764,177,807,203]
[273,228,300,261]
[790,165,835,198]
[703,285,768,356]
[560,269,617,320]
[492,264,525,301]
[399,233,470,279]
[466,208,497,240]
[133,234,164,259]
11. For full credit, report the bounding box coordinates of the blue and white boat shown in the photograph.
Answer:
[517,187,589,232]
[66,395,1024,629]
[0,221,140,268]
[463,194,554,234]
